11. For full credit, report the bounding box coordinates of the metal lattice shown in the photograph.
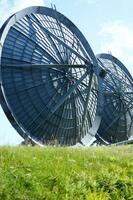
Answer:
[0,6,98,145]
[96,53,133,144]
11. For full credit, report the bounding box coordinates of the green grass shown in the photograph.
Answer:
[0,145,133,200]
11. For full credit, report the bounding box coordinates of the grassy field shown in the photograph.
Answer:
[0,145,133,200]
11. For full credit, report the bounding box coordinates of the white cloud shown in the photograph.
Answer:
[0,0,44,26]
[98,21,133,76]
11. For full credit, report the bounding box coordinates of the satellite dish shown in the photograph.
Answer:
[96,53,133,144]
[0,6,99,146]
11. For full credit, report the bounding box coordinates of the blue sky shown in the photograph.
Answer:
[0,0,133,145]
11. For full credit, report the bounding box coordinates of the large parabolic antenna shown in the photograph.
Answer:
[0,6,99,145]
[96,53,133,144]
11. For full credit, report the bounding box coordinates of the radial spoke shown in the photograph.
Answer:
[103,103,133,134]
[125,92,133,95]
[2,63,86,69]
[108,72,118,88]
[51,71,88,113]
[50,10,69,62]
[29,14,65,63]
[106,69,133,90]
[13,26,60,64]
[76,87,92,127]
[81,70,93,130]
[111,57,120,79]
[103,80,117,93]
[120,96,132,120]
[27,15,90,64]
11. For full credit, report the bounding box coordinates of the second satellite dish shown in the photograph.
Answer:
[96,53,133,144]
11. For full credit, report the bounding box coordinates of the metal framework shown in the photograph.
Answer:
[0,6,99,145]
[1,6,133,146]
[96,53,133,144]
